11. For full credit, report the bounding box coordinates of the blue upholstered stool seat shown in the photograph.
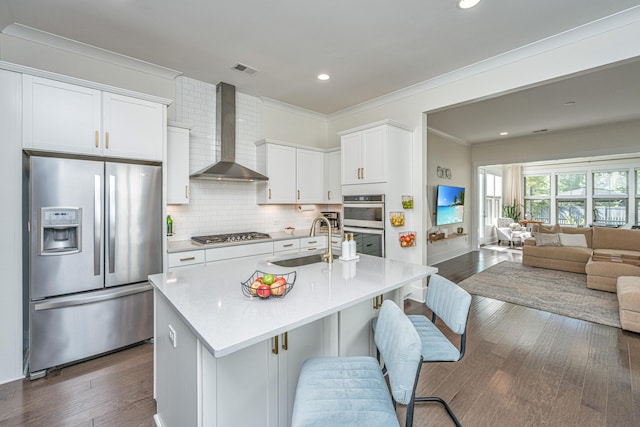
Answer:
[291,356,400,427]
[407,315,461,362]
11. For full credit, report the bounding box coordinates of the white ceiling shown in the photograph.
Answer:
[427,58,640,144]
[2,0,640,116]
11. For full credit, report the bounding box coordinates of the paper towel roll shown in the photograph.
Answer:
[297,205,315,212]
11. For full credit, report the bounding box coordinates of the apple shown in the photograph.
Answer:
[262,273,275,285]
[271,277,287,296]
[257,283,271,298]
[250,280,262,296]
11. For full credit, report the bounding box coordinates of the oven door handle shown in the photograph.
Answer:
[343,203,384,209]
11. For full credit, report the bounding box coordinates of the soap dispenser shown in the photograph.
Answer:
[348,233,356,258]
[342,234,350,258]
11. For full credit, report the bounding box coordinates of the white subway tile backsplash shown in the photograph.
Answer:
[168,77,328,241]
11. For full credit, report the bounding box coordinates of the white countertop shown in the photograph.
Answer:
[149,253,437,358]
[167,229,340,253]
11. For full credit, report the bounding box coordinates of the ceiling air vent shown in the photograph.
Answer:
[232,62,259,75]
[532,129,548,134]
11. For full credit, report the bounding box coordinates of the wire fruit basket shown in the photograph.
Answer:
[241,270,296,299]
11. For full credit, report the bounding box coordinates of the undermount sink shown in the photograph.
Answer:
[269,253,339,267]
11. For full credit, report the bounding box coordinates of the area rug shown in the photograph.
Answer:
[458,261,620,328]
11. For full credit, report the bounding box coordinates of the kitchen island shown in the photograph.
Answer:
[149,252,437,427]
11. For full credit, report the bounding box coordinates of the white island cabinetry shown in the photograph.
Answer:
[150,254,436,427]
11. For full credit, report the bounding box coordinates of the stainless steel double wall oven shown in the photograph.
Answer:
[342,194,385,257]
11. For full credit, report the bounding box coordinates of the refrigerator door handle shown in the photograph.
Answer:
[94,174,101,276]
[33,283,153,311]
[108,174,116,274]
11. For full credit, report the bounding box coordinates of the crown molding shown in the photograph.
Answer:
[426,127,469,146]
[260,96,328,122]
[2,23,182,80]
[328,6,640,121]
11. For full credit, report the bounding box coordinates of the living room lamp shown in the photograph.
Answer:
[458,0,480,9]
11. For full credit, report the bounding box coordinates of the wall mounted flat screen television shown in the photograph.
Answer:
[436,185,465,226]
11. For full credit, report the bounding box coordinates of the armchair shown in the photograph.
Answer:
[495,217,531,247]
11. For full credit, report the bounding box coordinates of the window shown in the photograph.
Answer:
[485,172,502,226]
[555,173,586,226]
[556,200,585,225]
[593,170,628,225]
[556,173,586,196]
[524,175,550,222]
[635,169,639,225]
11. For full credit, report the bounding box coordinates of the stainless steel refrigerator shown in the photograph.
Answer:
[26,155,162,378]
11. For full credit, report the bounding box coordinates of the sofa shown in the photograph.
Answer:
[523,225,640,292]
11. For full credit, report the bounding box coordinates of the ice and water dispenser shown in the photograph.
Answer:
[38,207,82,255]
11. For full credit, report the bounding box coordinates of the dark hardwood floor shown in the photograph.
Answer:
[1,248,638,426]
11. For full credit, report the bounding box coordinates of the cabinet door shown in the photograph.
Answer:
[340,132,362,185]
[155,293,199,427]
[337,298,375,357]
[296,149,324,203]
[102,92,163,161]
[299,236,327,253]
[279,318,329,427]
[213,339,279,427]
[261,144,296,203]
[361,126,386,183]
[325,150,342,203]
[23,75,102,156]
[167,126,190,204]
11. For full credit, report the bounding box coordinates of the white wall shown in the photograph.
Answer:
[261,100,329,148]
[167,76,338,241]
[325,10,640,264]
[471,118,640,167]
[426,131,473,264]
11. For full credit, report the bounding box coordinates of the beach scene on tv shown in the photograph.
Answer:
[436,185,465,225]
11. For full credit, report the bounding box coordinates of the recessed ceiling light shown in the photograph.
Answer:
[458,0,480,9]
[499,131,509,136]
[317,73,330,81]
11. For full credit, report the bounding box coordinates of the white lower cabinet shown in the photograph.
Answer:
[167,250,205,271]
[338,289,401,357]
[200,316,336,426]
[205,241,274,263]
[299,236,327,253]
[274,239,301,255]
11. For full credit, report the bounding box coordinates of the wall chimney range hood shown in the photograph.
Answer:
[190,82,268,182]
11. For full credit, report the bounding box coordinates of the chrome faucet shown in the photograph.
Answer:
[309,215,333,263]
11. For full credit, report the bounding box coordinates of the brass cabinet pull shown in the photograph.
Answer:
[268,188,272,200]
[373,295,383,309]
[185,185,189,199]
[179,257,195,262]
[283,244,294,248]
[282,332,288,350]
[357,168,361,179]
[361,168,364,180]
[95,130,99,148]
[327,190,331,200]
[105,131,110,149]
[272,335,279,355]
[297,190,301,200]
[308,240,317,244]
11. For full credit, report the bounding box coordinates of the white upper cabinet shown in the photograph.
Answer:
[23,76,102,156]
[256,140,336,205]
[102,92,163,161]
[296,148,324,203]
[325,149,341,203]
[166,125,190,204]
[23,75,163,161]
[256,143,297,204]
[340,125,387,185]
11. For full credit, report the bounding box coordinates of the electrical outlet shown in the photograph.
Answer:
[168,325,177,348]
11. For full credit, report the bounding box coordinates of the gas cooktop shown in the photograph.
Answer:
[191,231,271,245]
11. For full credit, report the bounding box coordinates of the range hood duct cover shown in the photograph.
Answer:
[190,82,268,181]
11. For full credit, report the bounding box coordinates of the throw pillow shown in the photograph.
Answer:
[531,224,561,236]
[558,233,588,248]
[536,233,561,247]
